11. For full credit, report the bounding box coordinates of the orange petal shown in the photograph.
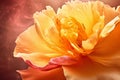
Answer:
[18,67,66,80]
[96,1,119,24]
[100,15,120,37]
[14,25,54,54]
[50,56,78,65]
[88,21,120,67]
[62,18,120,80]
[116,6,120,13]
[57,1,103,35]
[14,25,63,67]
[15,52,54,68]
[33,7,66,52]
[62,56,114,79]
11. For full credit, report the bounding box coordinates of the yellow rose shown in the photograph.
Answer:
[14,1,120,80]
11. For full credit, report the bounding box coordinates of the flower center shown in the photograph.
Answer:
[58,17,92,55]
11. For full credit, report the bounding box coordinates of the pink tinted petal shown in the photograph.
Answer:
[26,60,61,71]
[25,56,78,71]
[50,56,78,65]
[18,67,66,80]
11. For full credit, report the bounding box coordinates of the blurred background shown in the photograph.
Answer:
[0,0,120,80]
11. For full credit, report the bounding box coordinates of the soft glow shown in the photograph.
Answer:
[14,0,120,80]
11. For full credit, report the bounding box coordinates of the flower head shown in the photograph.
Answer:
[14,0,120,80]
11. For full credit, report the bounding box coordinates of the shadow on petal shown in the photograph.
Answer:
[18,67,66,80]
[89,22,120,67]
[62,56,116,80]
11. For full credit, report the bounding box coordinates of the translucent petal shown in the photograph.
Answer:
[14,25,54,54]
[100,15,120,37]
[116,6,120,13]
[14,25,63,67]
[33,7,68,52]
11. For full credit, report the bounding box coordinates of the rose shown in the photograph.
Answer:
[14,1,120,80]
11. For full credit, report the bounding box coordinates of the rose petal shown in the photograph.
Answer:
[18,67,66,80]
[14,25,63,67]
[116,6,120,13]
[57,1,103,35]
[26,60,61,71]
[50,56,78,65]
[33,7,68,52]
[14,25,54,54]
[96,1,119,24]
[15,52,50,67]
[62,56,114,80]
[100,15,120,37]
[88,22,120,67]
